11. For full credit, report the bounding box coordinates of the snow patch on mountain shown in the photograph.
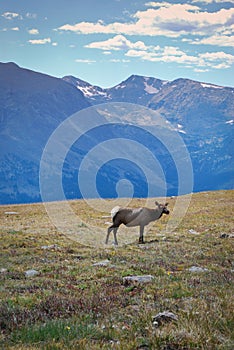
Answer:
[175,123,186,134]
[178,129,186,134]
[114,84,126,90]
[78,85,108,98]
[144,82,159,94]
[200,83,223,89]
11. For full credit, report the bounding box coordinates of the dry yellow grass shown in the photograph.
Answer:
[0,190,233,349]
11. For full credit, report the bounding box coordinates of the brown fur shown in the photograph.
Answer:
[106,201,169,245]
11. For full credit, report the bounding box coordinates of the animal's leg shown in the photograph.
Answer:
[106,226,113,244]
[113,227,119,245]
[139,225,145,244]
[106,225,119,245]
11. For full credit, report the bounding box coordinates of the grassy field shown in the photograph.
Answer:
[0,190,233,349]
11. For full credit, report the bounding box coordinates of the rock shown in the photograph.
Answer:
[25,269,39,277]
[220,233,234,239]
[152,311,178,327]
[0,268,7,273]
[92,260,112,267]
[41,244,60,250]
[123,275,154,285]
[188,229,199,235]
[188,266,209,273]
[220,233,229,238]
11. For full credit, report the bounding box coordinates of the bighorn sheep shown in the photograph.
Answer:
[106,201,169,245]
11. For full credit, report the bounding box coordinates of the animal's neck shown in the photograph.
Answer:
[152,208,163,220]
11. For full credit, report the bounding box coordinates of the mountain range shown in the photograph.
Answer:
[0,62,233,204]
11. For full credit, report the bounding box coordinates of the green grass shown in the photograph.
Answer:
[9,316,103,347]
[0,190,233,349]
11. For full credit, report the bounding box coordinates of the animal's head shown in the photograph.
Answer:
[155,201,170,215]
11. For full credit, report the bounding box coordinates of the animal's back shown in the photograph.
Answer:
[124,207,143,226]
[126,207,160,226]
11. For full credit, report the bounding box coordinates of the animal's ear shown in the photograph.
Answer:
[165,202,169,206]
[155,201,159,206]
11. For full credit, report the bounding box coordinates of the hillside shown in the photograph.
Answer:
[0,190,233,349]
[0,62,90,204]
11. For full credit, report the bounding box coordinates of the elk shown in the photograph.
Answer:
[106,201,169,245]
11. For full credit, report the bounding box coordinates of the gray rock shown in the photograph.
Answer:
[152,311,178,327]
[92,260,112,267]
[5,211,18,215]
[220,233,234,239]
[25,269,39,277]
[0,268,7,273]
[41,244,60,250]
[188,266,209,273]
[123,275,154,284]
[188,229,199,235]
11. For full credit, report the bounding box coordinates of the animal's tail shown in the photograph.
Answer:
[111,206,120,218]
[102,206,120,225]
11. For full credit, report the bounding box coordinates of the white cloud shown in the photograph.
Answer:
[194,68,209,72]
[212,62,231,68]
[110,59,130,63]
[125,47,198,65]
[1,27,19,32]
[191,0,234,4]
[52,42,58,46]
[83,33,234,71]
[55,2,234,74]
[162,46,185,56]
[199,51,234,61]
[28,37,51,45]
[85,34,148,51]
[28,28,39,35]
[220,24,234,35]
[25,13,37,19]
[57,5,234,38]
[75,59,96,63]
[2,12,20,20]
[126,45,234,70]
[145,2,172,7]
[2,11,38,21]
[192,34,234,47]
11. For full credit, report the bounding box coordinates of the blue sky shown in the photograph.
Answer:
[1,0,234,87]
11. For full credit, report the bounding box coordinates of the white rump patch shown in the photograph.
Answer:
[111,206,120,218]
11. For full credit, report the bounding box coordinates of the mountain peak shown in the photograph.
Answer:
[62,75,109,99]
[0,62,21,72]
[2,61,20,68]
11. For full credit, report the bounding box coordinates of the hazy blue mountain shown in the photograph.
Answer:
[64,73,234,194]
[1,62,233,204]
[147,78,234,192]
[0,62,90,203]
[62,74,166,105]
